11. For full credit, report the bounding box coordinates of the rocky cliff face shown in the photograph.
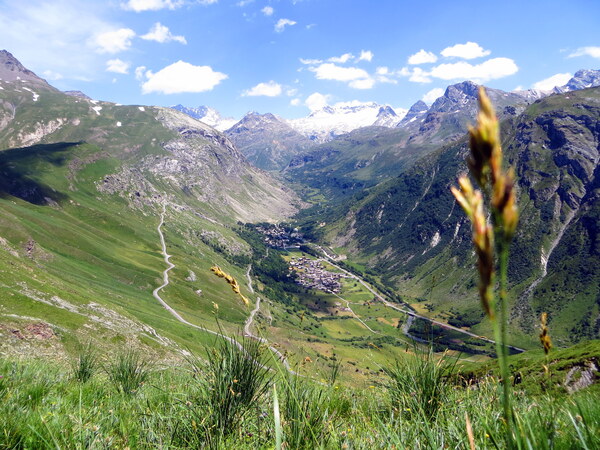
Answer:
[225,112,315,171]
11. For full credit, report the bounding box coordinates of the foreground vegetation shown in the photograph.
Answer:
[1,337,599,449]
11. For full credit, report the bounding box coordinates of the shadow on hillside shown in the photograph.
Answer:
[0,142,81,205]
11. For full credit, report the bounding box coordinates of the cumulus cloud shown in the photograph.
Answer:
[141,60,227,94]
[532,72,572,90]
[349,78,375,89]
[310,63,370,82]
[408,67,432,83]
[243,80,282,97]
[305,92,330,111]
[422,87,444,105]
[328,53,354,63]
[441,42,490,59]
[275,18,296,32]
[121,0,184,12]
[408,49,437,65]
[290,98,301,106]
[135,65,147,80]
[358,50,373,62]
[141,23,187,44]
[106,58,130,74]
[429,57,518,82]
[568,46,600,59]
[261,6,274,16]
[93,28,136,54]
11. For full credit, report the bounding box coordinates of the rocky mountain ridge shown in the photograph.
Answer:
[224,111,314,171]
[310,86,600,344]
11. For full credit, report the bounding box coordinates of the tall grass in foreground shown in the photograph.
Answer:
[71,342,98,383]
[106,349,151,394]
[0,343,599,448]
[385,347,455,422]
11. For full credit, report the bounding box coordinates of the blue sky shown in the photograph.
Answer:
[1,0,599,119]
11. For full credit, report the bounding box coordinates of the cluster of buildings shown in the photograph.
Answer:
[256,224,303,249]
[289,257,346,294]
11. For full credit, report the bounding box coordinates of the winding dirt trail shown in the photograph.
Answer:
[153,205,298,374]
[246,264,254,294]
[153,205,247,353]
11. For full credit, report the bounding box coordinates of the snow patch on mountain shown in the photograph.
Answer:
[288,101,407,142]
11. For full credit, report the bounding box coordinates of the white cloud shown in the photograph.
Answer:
[568,46,600,59]
[422,87,444,105]
[243,80,282,97]
[376,66,389,75]
[429,57,518,82]
[286,88,298,97]
[0,1,121,81]
[300,58,323,65]
[141,60,227,94]
[141,23,186,44]
[261,6,274,16]
[93,28,136,54]
[290,98,301,106]
[237,0,254,5]
[328,53,354,63]
[275,18,296,33]
[42,70,64,80]
[106,58,130,74]
[135,66,147,81]
[408,49,437,65]
[408,67,432,83]
[305,92,330,111]
[349,78,375,89]
[121,0,184,11]
[532,72,572,90]
[310,63,370,82]
[358,50,373,62]
[441,42,490,59]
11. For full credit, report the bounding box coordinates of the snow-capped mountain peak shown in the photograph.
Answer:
[171,104,237,131]
[288,101,407,142]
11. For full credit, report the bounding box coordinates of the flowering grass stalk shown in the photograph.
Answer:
[451,87,519,439]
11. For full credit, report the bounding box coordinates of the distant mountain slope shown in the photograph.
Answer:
[314,87,600,344]
[171,104,237,131]
[0,51,300,360]
[225,112,315,171]
[285,81,533,201]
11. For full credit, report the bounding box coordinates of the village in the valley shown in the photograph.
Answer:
[288,256,348,294]
[255,224,303,249]
[255,224,349,294]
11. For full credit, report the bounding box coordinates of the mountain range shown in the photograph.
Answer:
[1,47,599,367]
[296,80,600,345]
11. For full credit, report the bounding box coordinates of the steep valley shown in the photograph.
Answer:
[1,49,599,383]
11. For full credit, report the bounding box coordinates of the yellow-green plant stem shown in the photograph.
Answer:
[497,240,513,429]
